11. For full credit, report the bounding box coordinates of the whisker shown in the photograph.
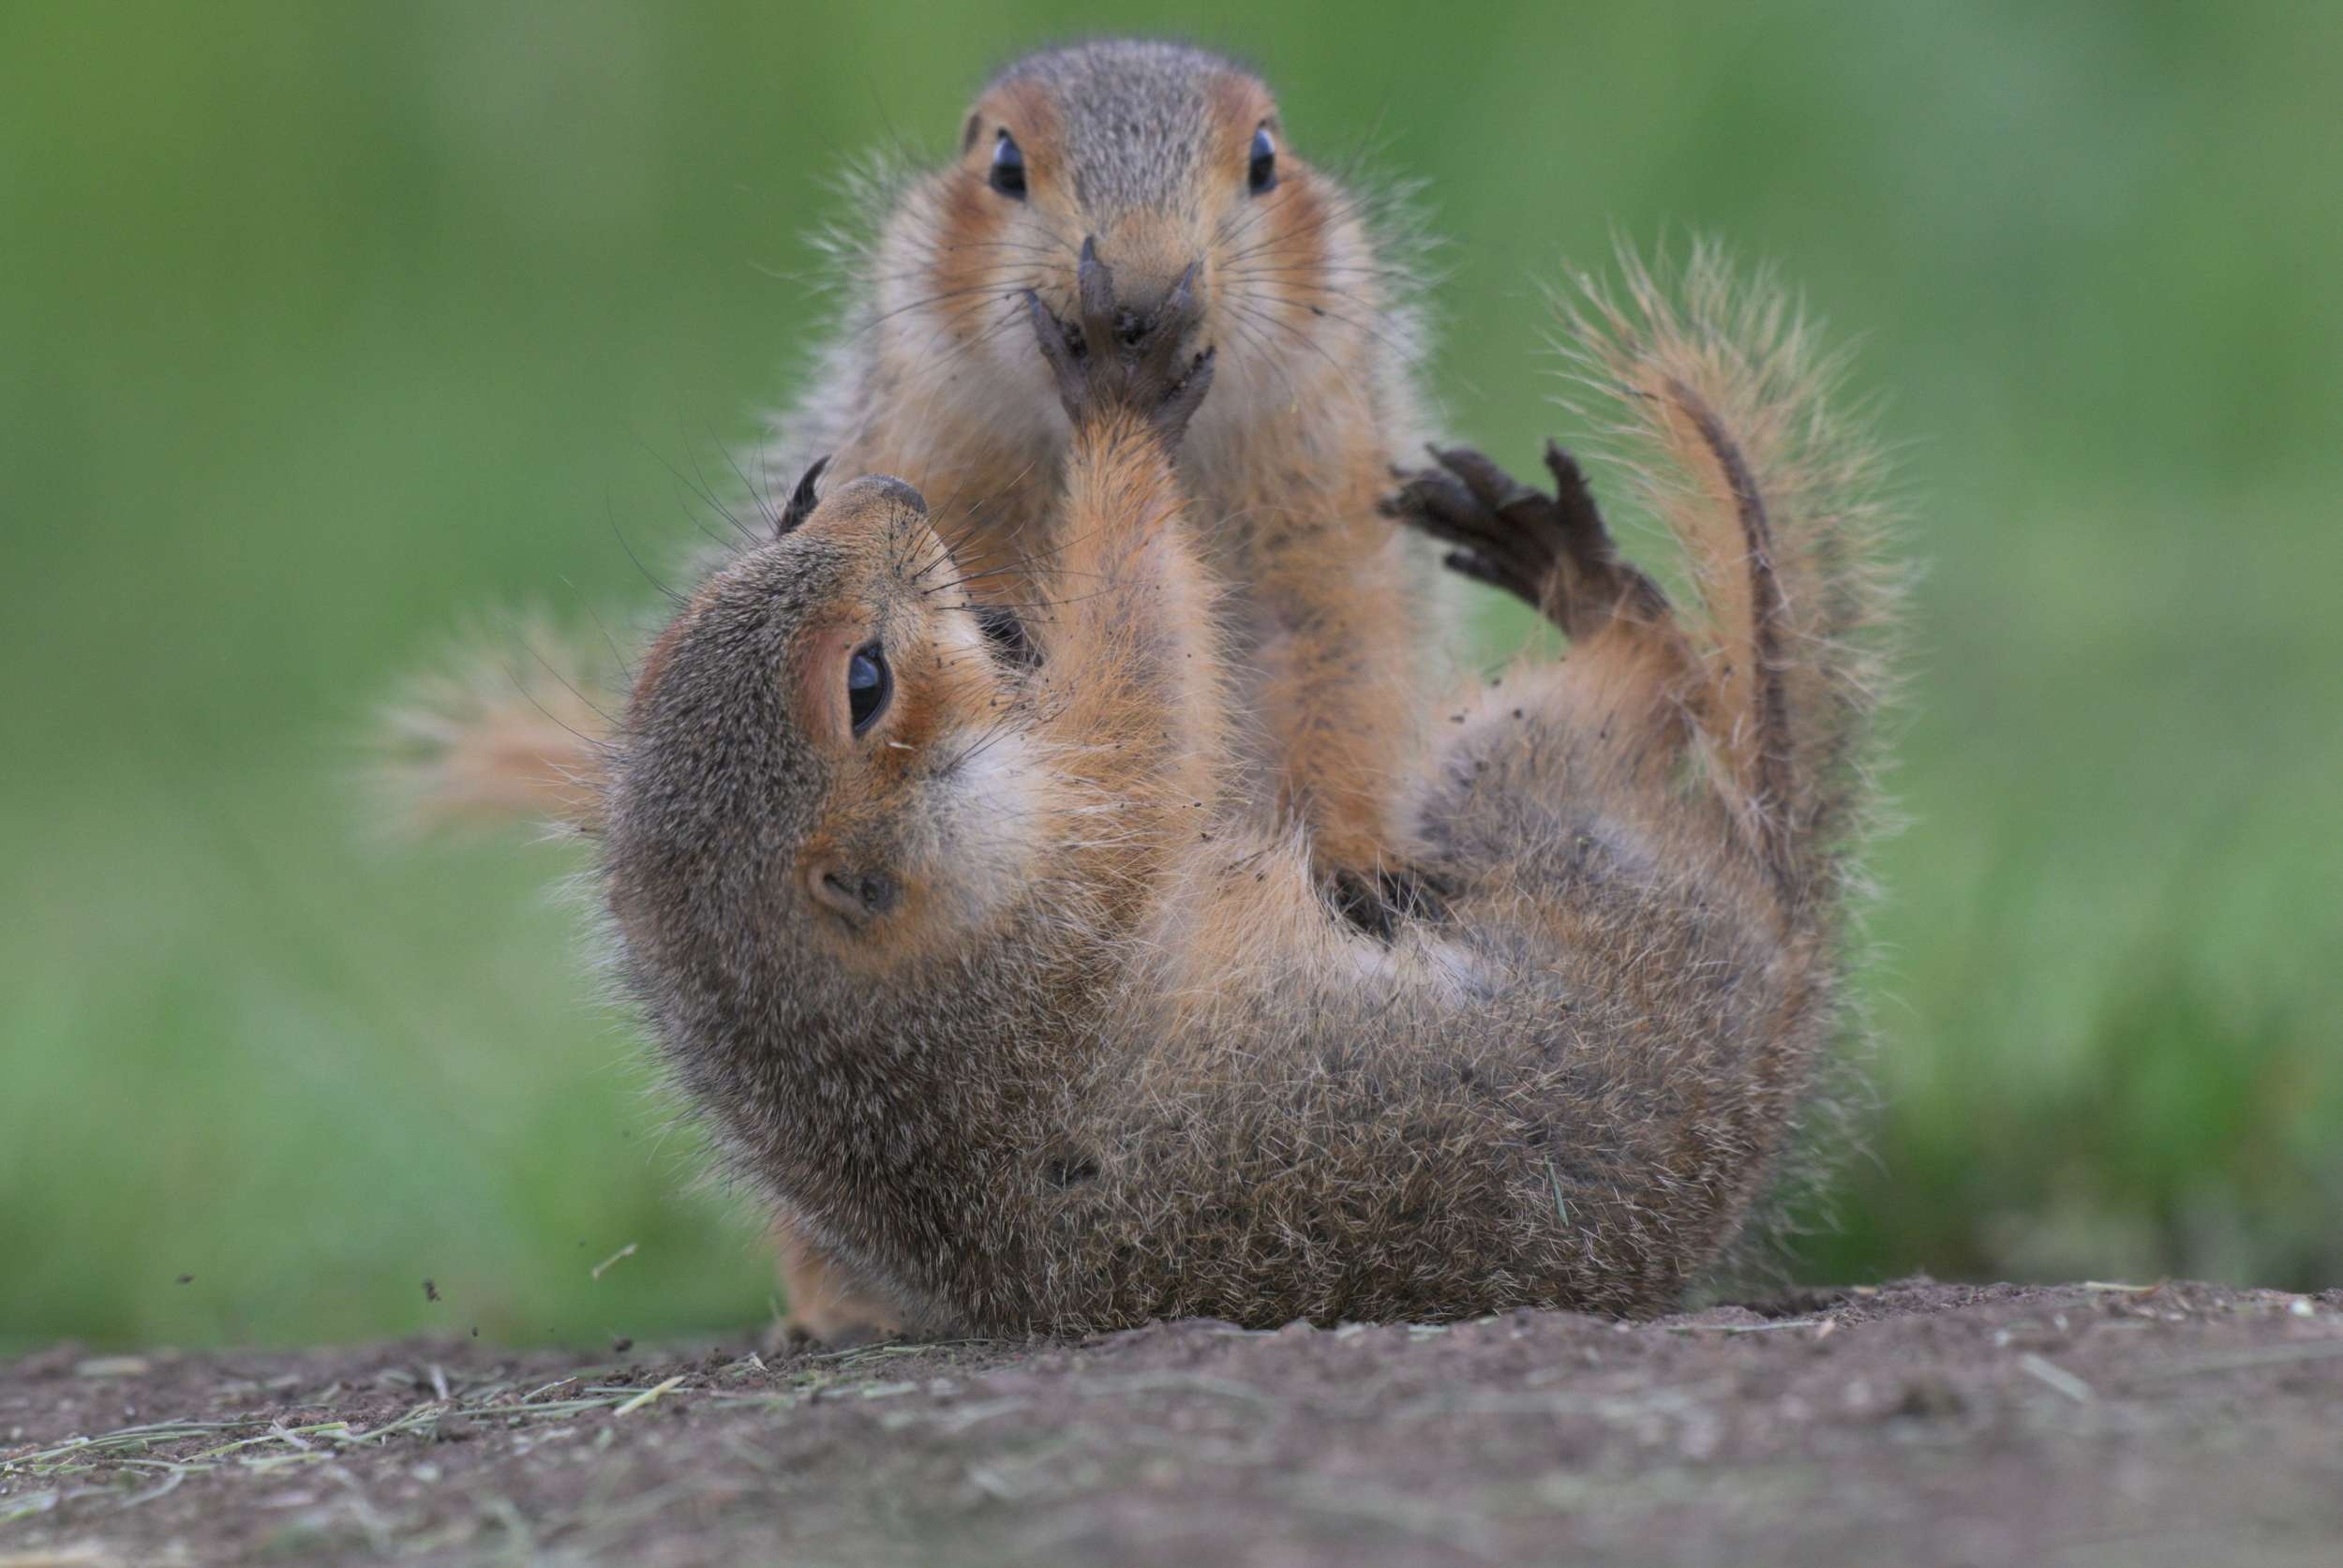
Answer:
[605,487,685,607]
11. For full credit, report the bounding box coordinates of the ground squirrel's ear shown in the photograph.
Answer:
[777,455,830,538]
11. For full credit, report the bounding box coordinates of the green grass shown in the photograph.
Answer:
[3,0,2338,1349]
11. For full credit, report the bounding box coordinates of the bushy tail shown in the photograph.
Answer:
[1561,245,1903,923]
[370,613,620,837]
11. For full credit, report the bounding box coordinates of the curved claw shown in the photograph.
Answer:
[1541,440,1608,551]
[1389,466,1501,550]
[1153,262,1202,336]
[1075,236,1116,346]
[1153,345,1217,442]
[1139,273,1203,384]
[1543,439,1590,495]
[1025,289,1083,407]
[1431,444,1545,519]
[1024,289,1067,363]
[1441,548,1511,593]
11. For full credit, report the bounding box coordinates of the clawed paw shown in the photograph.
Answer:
[1027,238,1216,444]
[1380,441,1666,638]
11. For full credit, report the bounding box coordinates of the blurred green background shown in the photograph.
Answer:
[4,0,2337,1351]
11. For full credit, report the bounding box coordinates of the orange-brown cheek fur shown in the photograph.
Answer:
[798,635,1006,963]
[1198,74,1296,310]
[1249,168,1330,333]
[1202,73,1269,176]
[930,173,1008,331]
[791,620,864,755]
[797,746,921,963]
[936,86,1065,331]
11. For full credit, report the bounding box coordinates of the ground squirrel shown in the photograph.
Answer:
[598,245,1899,1333]
[387,38,1451,1338]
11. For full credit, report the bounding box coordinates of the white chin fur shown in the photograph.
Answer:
[933,726,1042,923]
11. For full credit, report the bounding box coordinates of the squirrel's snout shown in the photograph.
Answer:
[829,473,927,520]
[1081,237,1206,344]
[1121,262,1205,344]
[809,860,901,928]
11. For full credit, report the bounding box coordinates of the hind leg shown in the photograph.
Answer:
[1383,442,1671,643]
[1385,442,1709,838]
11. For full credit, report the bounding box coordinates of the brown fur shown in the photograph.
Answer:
[374,614,615,836]
[599,251,1900,1334]
[383,38,1440,861]
[381,39,1446,1337]
[805,39,1442,885]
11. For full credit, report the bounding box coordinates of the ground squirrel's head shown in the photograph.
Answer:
[604,469,1042,995]
[887,37,1388,436]
[608,261,1218,1065]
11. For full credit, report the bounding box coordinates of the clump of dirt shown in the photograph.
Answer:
[5,1279,2340,1565]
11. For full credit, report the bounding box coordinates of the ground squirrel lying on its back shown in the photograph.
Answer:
[599,245,1900,1334]
[386,38,1451,1339]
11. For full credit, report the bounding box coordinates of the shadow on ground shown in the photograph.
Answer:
[5,1280,2340,1566]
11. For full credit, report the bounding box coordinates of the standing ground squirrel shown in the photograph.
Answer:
[599,242,1900,1333]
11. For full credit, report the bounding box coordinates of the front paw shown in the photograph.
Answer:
[1026,237,1216,444]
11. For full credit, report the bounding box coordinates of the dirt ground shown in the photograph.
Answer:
[4,1278,2340,1567]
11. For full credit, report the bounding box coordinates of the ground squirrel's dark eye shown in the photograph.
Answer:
[990,131,1026,199]
[1247,127,1277,194]
[847,643,891,735]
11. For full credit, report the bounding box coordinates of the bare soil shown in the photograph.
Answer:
[5,1279,2340,1566]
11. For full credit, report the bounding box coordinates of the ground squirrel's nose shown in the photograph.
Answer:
[828,474,927,519]
[1090,248,1205,344]
[809,860,901,928]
